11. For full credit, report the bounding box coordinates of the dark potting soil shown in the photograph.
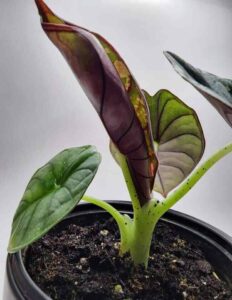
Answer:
[25,215,232,300]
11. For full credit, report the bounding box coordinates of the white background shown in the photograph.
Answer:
[1,0,232,295]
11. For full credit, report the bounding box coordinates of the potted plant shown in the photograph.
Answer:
[4,1,232,299]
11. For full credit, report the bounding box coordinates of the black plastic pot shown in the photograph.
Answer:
[4,201,232,299]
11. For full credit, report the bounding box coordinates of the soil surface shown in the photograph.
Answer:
[26,214,232,300]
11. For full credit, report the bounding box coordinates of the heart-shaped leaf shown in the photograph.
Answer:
[8,146,101,253]
[164,51,232,127]
[144,90,205,197]
[35,0,158,205]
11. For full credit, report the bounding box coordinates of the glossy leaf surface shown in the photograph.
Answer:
[8,146,101,253]
[144,90,205,197]
[35,0,158,205]
[164,51,232,127]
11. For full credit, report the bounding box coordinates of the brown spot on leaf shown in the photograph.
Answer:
[114,60,131,91]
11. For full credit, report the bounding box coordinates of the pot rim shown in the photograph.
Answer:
[6,201,232,300]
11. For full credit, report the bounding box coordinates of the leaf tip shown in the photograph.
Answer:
[35,0,51,21]
[163,50,172,57]
[163,51,179,66]
[35,0,63,24]
[163,50,169,56]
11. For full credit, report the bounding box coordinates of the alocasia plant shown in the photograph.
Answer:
[8,0,232,268]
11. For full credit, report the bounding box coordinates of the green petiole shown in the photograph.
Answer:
[83,142,232,267]
[160,142,232,216]
[82,195,132,255]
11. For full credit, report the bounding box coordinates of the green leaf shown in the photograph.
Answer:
[144,90,205,197]
[8,146,101,253]
[164,51,232,127]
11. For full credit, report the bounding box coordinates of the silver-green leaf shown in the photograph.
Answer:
[164,51,232,127]
[144,89,205,197]
[8,146,101,253]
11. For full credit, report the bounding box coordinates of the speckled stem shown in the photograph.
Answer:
[160,142,232,215]
[84,143,232,267]
[128,199,161,267]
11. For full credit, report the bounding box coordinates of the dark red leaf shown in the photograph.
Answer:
[35,0,158,205]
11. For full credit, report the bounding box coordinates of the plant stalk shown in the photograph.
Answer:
[159,142,232,216]
[82,195,131,254]
[128,199,161,267]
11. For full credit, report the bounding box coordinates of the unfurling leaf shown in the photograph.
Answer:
[144,90,205,197]
[164,51,232,127]
[8,146,101,253]
[35,0,158,205]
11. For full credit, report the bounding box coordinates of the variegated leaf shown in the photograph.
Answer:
[164,51,232,127]
[35,0,158,205]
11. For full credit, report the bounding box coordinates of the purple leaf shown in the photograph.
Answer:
[35,0,158,205]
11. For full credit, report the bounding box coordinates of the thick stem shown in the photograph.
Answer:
[83,143,232,267]
[160,142,232,216]
[129,199,161,267]
[82,196,161,267]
